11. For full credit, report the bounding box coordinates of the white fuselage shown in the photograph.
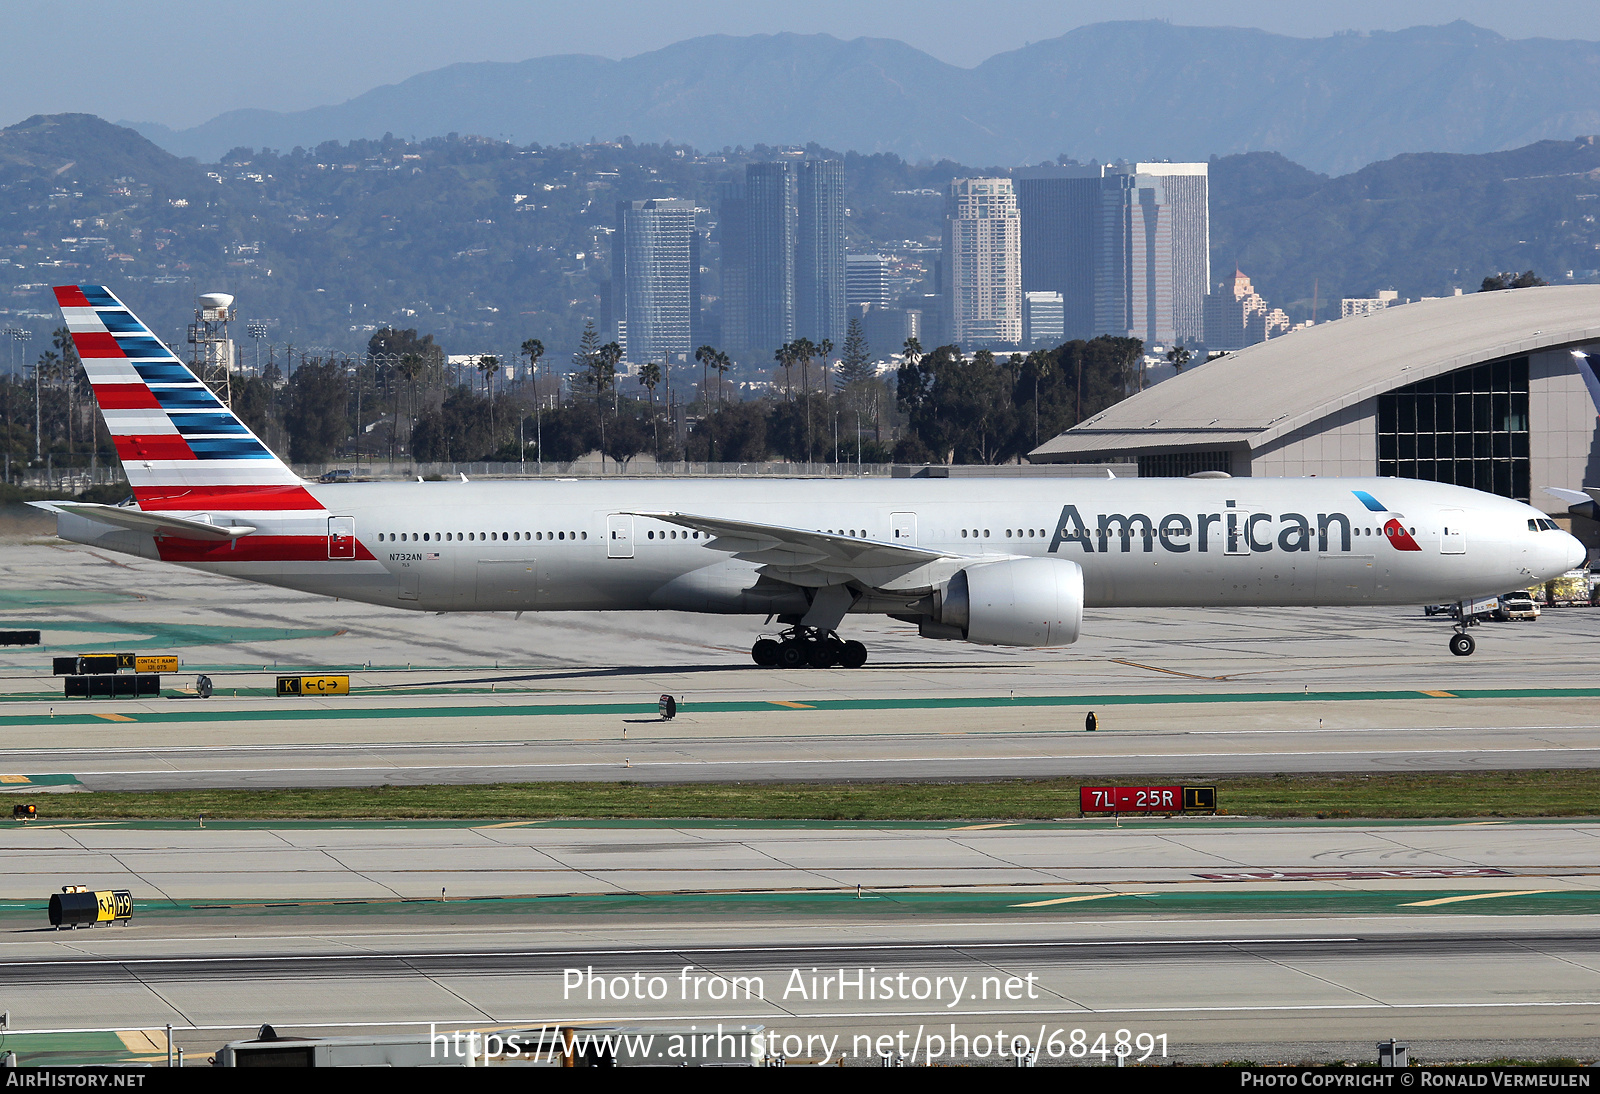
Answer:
[56,476,1584,623]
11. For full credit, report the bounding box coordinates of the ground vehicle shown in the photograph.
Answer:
[1494,591,1540,621]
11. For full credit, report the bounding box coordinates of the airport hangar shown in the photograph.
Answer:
[1029,285,1600,545]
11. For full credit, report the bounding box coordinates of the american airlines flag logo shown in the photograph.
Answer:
[426,552,440,560]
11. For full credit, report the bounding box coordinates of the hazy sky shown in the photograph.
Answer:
[6,0,1600,130]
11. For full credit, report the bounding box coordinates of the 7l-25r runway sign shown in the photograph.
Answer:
[1080,786,1216,814]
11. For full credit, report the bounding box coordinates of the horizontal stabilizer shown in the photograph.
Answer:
[33,501,255,541]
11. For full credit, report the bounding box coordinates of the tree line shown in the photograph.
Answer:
[1,315,1144,479]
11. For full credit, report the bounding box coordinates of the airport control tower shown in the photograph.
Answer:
[188,291,236,406]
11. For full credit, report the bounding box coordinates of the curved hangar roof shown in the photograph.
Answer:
[1029,284,1600,462]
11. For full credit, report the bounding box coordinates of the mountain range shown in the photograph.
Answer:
[128,21,1600,175]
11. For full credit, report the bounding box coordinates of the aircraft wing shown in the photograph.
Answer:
[31,501,256,541]
[625,510,962,587]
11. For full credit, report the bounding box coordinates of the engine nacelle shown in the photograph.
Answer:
[922,557,1084,646]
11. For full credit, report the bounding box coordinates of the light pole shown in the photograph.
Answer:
[248,322,267,373]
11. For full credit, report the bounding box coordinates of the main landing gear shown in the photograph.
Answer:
[751,626,868,669]
[1449,602,1476,656]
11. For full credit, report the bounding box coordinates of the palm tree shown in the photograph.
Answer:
[594,341,622,470]
[773,343,796,401]
[521,339,545,471]
[694,344,718,411]
[476,355,501,432]
[714,350,732,404]
[901,336,923,367]
[1166,342,1192,375]
[52,327,77,463]
[639,361,662,456]
[397,353,424,457]
[33,350,57,460]
[789,337,817,463]
[817,338,834,395]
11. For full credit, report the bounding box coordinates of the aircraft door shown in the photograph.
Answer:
[1440,510,1466,554]
[1224,507,1250,555]
[607,513,634,558]
[327,516,356,559]
[891,512,917,546]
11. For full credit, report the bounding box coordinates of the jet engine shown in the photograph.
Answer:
[919,557,1084,646]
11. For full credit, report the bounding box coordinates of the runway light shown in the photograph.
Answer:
[11,804,35,821]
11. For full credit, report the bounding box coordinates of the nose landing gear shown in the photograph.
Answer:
[751,626,868,669]
[1449,601,1476,656]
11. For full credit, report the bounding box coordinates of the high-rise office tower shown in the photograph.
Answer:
[744,161,795,361]
[943,178,1022,347]
[1093,163,1209,346]
[614,198,698,365]
[1023,291,1065,346]
[796,159,846,347]
[846,254,892,310]
[1015,165,1104,341]
[716,181,748,357]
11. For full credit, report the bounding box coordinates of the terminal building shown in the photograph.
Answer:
[1029,286,1600,521]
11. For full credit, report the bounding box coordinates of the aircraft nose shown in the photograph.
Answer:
[1564,531,1588,571]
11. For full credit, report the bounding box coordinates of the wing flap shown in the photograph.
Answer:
[625,510,956,586]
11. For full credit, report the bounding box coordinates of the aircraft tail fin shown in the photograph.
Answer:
[53,285,322,513]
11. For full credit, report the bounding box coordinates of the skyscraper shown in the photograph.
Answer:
[1093,163,1209,346]
[716,181,748,358]
[1015,164,1104,342]
[744,161,795,361]
[1023,291,1065,346]
[796,159,846,347]
[847,254,892,310]
[614,198,698,365]
[943,178,1022,347]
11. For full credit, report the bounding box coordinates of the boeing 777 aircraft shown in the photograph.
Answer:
[35,285,1585,664]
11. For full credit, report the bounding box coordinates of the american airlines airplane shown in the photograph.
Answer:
[36,285,1585,665]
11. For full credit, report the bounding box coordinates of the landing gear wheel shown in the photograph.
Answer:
[806,638,837,668]
[751,638,780,667]
[778,640,807,669]
[839,640,868,669]
[1449,632,1476,657]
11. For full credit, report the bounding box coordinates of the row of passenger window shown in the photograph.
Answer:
[961,529,1048,539]
[377,531,587,543]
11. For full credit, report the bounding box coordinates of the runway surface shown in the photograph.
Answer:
[6,819,1600,902]
[1,820,1596,1064]
[1,540,1599,789]
[2,538,1598,1064]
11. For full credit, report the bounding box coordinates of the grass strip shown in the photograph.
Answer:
[16,770,1600,821]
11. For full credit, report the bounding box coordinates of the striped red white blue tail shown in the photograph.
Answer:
[54,285,322,512]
